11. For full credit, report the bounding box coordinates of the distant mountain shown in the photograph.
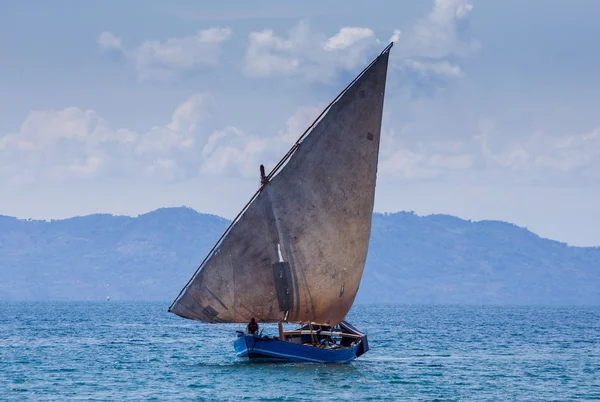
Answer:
[1,207,598,304]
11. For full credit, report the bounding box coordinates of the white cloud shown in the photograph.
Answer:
[428,153,474,170]
[97,28,232,80]
[387,0,478,84]
[377,119,600,184]
[244,20,388,82]
[389,29,402,43]
[378,127,473,180]
[243,0,477,85]
[0,107,115,180]
[0,96,325,184]
[402,0,477,59]
[0,93,211,182]
[97,31,123,52]
[244,29,300,77]
[4,91,597,199]
[198,27,233,43]
[168,93,209,133]
[135,93,210,155]
[476,123,600,176]
[97,1,474,85]
[200,126,268,177]
[69,155,105,178]
[323,27,375,50]
[145,158,178,182]
[276,105,321,144]
[198,105,322,178]
[380,148,440,180]
[403,59,462,77]
[6,107,111,147]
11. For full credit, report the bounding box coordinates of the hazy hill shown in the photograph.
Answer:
[0,207,598,304]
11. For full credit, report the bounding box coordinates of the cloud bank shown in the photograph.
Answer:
[97,27,232,80]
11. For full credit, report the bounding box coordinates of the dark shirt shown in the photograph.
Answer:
[247,321,259,334]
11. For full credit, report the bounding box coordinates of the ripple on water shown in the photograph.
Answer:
[1,303,599,401]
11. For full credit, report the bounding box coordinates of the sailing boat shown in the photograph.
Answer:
[169,42,392,363]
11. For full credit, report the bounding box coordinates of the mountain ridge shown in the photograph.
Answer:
[1,207,598,304]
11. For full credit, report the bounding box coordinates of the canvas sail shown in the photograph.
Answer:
[169,44,392,326]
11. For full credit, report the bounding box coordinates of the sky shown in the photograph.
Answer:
[1,0,599,246]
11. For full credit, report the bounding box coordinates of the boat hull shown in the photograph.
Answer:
[233,334,362,363]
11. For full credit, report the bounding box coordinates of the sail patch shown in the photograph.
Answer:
[202,305,219,320]
[272,261,294,312]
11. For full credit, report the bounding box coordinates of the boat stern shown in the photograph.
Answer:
[339,321,369,357]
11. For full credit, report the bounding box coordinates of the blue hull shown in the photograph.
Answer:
[233,334,362,363]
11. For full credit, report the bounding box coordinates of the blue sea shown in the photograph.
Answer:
[1,303,599,401]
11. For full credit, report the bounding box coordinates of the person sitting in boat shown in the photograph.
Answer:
[247,318,259,334]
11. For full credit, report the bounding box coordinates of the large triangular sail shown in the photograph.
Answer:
[169,43,392,326]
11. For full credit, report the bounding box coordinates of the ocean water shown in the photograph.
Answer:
[1,303,599,401]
